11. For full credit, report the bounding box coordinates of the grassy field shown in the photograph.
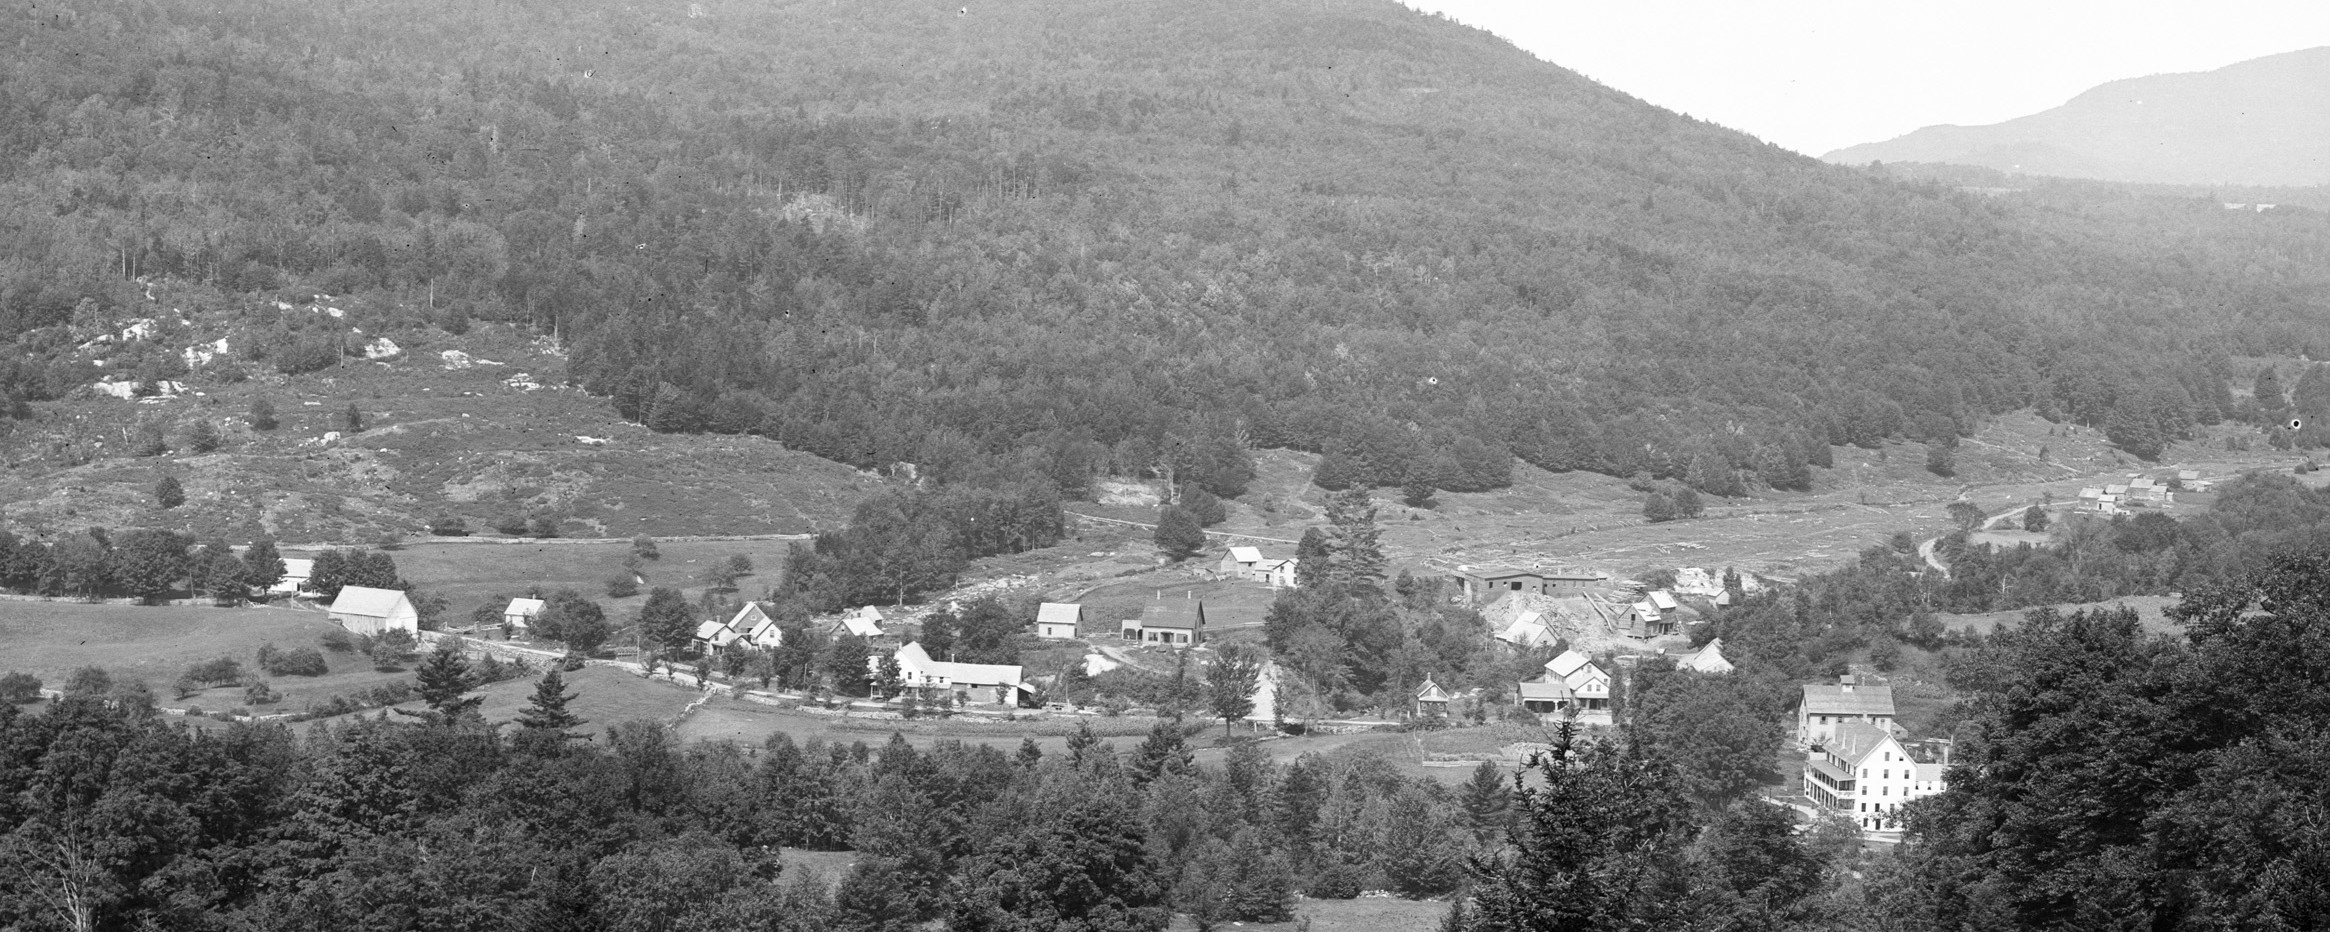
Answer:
[293,536,803,623]
[0,320,879,544]
[0,599,412,714]
[1936,594,2184,638]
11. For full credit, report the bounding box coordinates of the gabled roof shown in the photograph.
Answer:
[1227,546,1262,564]
[1496,613,1553,649]
[695,620,736,643]
[1674,637,1734,674]
[1139,600,1205,630]
[1825,721,1897,765]
[729,602,775,629]
[1415,678,1450,703]
[1630,601,1661,620]
[329,586,411,618]
[1802,681,1896,717]
[1517,680,1570,702]
[834,609,883,638]
[1648,590,1679,611]
[506,598,546,617]
[281,558,315,579]
[1036,602,1083,626]
[1546,649,1592,679]
[891,641,1024,690]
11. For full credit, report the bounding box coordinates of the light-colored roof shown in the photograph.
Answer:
[1517,680,1570,701]
[1826,721,1896,765]
[1631,601,1661,620]
[2104,484,2129,494]
[892,641,1024,690]
[1675,638,1734,674]
[1227,546,1262,564]
[1802,682,1897,717]
[1546,649,1591,678]
[2078,488,2102,498]
[281,558,314,579]
[835,611,883,637]
[1496,614,1553,649]
[1648,590,1679,611]
[1036,602,1083,626]
[2177,470,2200,480]
[329,586,411,618]
[1415,678,1450,703]
[506,598,545,617]
[695,620,733,641]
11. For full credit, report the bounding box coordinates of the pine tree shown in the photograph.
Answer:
[1015,736,1043,770]
[1294,527,1331,588]
[1132,718,1194,785]
[407,641,482,724]
[1459,759,1514,845]
[186,418,221,453]
[514,667,586,751]
[1322,488,1385,587]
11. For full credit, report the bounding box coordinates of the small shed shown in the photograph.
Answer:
[1035,602,1083,640]
[504,598,546,632]
[1413,676,1451,718]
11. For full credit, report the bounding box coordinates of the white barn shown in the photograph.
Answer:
[329,586,418,636]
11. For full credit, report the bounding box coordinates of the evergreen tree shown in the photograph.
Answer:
[343,402,364,433]
[1154,506,1206,562]
[186,418,221,453]
[1642,492,1678,522]
[155,475,185,509]
[1294,527,1331,589]
[248,396,278,431]
[2254,365,2287,412]
[1322,489,1385,587]
[1132,719,1195,785]
[513,667,586,752]
[406,641,482,724]
[828,633,873,697]
[1459,760,1513,845]
[1458,729,1697,931]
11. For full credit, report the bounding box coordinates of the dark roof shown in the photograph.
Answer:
[1139,601,1206,630]
[1802,683,1896,716]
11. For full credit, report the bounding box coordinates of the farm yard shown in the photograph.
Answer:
[0,599,416,717]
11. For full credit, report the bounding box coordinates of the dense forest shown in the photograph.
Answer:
[6,0,2330,504]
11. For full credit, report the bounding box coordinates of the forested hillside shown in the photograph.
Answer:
[5,0,2330,500]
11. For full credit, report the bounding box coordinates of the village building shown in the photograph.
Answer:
[1035,602,1083,640]
[694,619,741,651]
[1798,674,1896,746]
[1620,599,1672,639]
[1413,676,1451,718]
[1495,611,1557,650]
[1521,649,1611,724]
[823,606,885,640]
[1802,721,1948,831]
[1120,596,1206,646]
[1670,637,1735,674]
[503,598,545,633]
[328,586,418,637]
[1448,566,1609,603]
[1216,547,1300,587]
[269,558,315,597]
[730,602,785,649]
[880,641,1030,707]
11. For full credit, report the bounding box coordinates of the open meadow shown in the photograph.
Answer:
[291,536,802,622]
[0,599,413,715]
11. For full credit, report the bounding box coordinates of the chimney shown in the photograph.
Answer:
[1186,591,1192,600]
[1839,673,1856,692]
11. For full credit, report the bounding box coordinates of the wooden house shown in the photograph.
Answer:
[328,586,418,636]
[1035,602,1083,640]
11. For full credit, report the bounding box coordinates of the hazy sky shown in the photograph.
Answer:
[1408,0,2330,156]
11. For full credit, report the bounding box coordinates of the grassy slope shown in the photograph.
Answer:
[0,600,409,713]
[0,318,881,544]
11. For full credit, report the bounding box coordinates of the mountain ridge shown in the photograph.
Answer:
[1825,46,2330,186]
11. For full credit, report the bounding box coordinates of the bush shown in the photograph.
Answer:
[319,629,355,653]
[632,535,660,560]
[0,671,41,704]
[529,514,562,539]
[1307,863,1363,899]
[186,657,243,687]
[493,514,529,536]
[429,515,470,536]
[245,680,280,705]
[606,574,640,598]
[265,647,330,677]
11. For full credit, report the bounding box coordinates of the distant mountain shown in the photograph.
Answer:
[1826,47,2330,186]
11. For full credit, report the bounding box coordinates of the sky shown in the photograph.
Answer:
[1406,0,2330,157]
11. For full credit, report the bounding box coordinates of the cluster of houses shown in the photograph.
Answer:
[1797,673,1946,832]
[2077,472,2202,515]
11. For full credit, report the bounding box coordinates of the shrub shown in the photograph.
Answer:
[632,535,660,560]
[63,666,112,697]
[0,671,41,704]
[529,514,562,539]
[318,629,355,653]
[173,673,203,700]
[606,575,640,598]
[265,647,330,677]
[245,680,280,705]
[186,657,244,686]
[429,515,470,536]
[493,514,529,536]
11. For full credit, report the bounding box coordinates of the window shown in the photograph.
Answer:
[1883,787,1890,796]
[1883,769,1890,779]
[1860,769,1868,778]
